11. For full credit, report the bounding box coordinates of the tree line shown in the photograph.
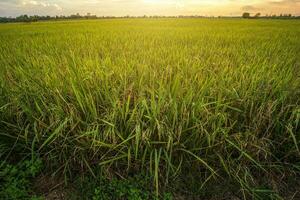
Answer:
[0,13,99,23]
[242,12,298,19]
[0,13,299,23]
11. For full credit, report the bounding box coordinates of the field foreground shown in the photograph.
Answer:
[0,19,300,199]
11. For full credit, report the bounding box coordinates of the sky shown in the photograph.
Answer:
[0,0,299,17]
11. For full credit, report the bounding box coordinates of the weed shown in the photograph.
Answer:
[0,157,43,200]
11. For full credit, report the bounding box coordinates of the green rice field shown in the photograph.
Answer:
[0,18,300,199]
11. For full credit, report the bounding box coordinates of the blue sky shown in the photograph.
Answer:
[0,0,299,17]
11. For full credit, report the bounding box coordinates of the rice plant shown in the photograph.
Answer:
[0,18,299,199]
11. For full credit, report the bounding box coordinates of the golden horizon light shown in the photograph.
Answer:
[0,0,299,17]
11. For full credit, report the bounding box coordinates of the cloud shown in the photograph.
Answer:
[269,0,300,4]
[21,0,62,10]
[241,5,261,11]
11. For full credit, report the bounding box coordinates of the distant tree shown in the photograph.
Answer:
[242,12,250,18]
[254,13,261,18]
[29,15,38,22]
[16,15,30,22]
